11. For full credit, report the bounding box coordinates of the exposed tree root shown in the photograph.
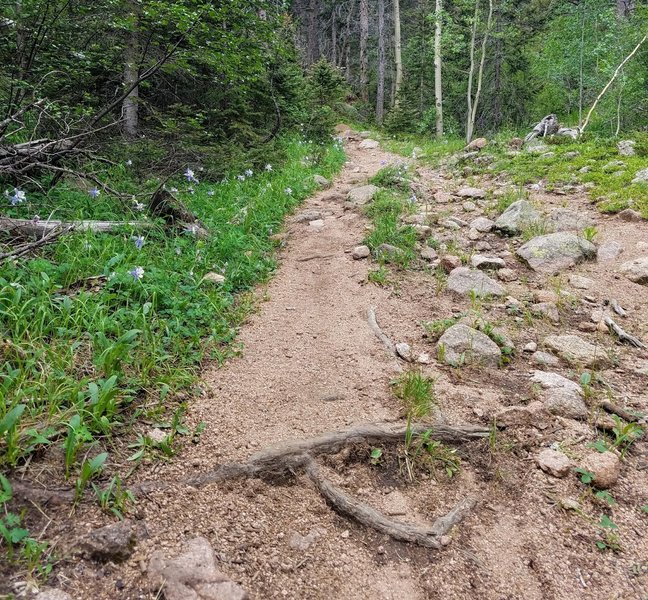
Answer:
[599,400,644,423]
[304,457,475,548]
[603,316,646,349]
[0,217,151,240]
[367,306,395,355]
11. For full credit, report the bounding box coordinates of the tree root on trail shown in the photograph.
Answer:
[304,457,475,548]
[603,316,646,349]
[367,306,396,355]
[599,400,645,423]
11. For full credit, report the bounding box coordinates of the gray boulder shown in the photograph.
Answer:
[447,267,506,297]
[470,216,495,232]
[543,334,610,368]
[437,324,501,367]
[494,200,542,235]
[347,185,379,206]
[618,140,636,156]
[631,167,648,184]
[516,232,596,273]
[80,520,136,563]
[547,208,595,232]
[530,371,588,419]
[313,175,331,189]
[620,256,648,285]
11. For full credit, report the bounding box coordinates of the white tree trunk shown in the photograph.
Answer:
[122,0,139,137]
[360,0,369,101]
[434,0,443,138]
[376,0,386,123]
[466,0,493,143]
[393,0,403,102]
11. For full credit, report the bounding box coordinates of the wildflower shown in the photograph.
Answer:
[265,164,272,172]
[284,187,293,195]
[129,266,144,280]
[409,194,417,204]
[184,168,194,181]
[207,190,215,196]
[245,169,253,177]
[6,188,26,205]
[32,215,40,222]
[237,175,246,182]
[134,236,145,250]
[175,247,182,255]
[125,159,133,166]
[170,187,178,193]
[184,224,198,235]
[89,187,100,198]
[187,186,195,194]
[134,202,145,211]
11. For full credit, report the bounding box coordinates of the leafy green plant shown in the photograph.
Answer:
[582,226,598,242]
[93,476,135,519]
[574,467,595,484]
[423,316,461,341]
[0,404,26,466]
[368,266,390,287]
[610,416,643,457]
[369,448,383,466]
[75,453,108,504]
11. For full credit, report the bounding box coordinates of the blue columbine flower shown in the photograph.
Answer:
[126,159,133,166]
[134,236,145,250]
[134,202,145,211]
[265,164,272,172]
[129,266,144,280]
[207,190,215,196]
[245,169,253,177]
[89,187,100,198]
[284,187,292,195]
[237,174,245,182]
[7,188,26,205]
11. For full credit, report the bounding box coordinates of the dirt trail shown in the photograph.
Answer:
[60,135,648,600]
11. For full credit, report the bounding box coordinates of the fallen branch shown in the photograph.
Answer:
[599,400,644,423]
[367,306,395,355]
[603,316,646,349]
[0,217,153,240]
[305,458,475,548]
[0,223,72,260]
[296,253,336,262]
[609,299,627,318]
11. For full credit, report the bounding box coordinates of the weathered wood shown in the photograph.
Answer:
[149,188,209,238]
[600,400,644,423]
[305,458,475,548]
[603,316,646,349]
[524,114,559,143]
[0,217,152,240]
[367,306,396,355]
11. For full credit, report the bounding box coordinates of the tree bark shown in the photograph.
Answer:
[307,0,320,64]
[617,0,634,18]
[360,0,369,101]
[331,6,337,66]
[434,0,443,137]
[376,0,386,123]
[393,0,403,102]
[122,0,140,137]
[466,0,493,143]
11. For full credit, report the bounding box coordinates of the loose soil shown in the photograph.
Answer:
[10,133,648,599]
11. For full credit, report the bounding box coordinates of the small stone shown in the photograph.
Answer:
[603,160,625,172]
[465,137,488,151]
[467,228,482,241]
[417,352,431,364]
[81,520,136,563]
[457,187,486,199]
[569,274,593,289]
[471,255,506,270]
[347,185,379,206]
[376,243,404,262]
[352,245,371,260]
[530,371,587,420]
[308,219,325,230]
[497,268,517,282]
[618,208,642,222]
[413,224,433,240]
[35,591,72,600]
[340,530,350,539]
[440,535,452,547]
[447,267,506,297]
[420,247,438,261]
[620,256,648,285]
[440,255,462,273]
[435,191,452,203]
[313,174,331,189]
[560,498,581,511]
[475,241,492,251]
[359,139,379,149]
[289,530,321,552]
[148,428,168,443]
[523,342,537,353]
[437,324,501,367]
[543,334,610,368]
[463,201,478,212]
[470,217,495,233]
[531,351,560,367]
[294,209,323,223]
[547,208,595,232]
[579,166,592,174]
[202,272,225,285]
[531,302,560,323]
[395,342,412,361]
[440,219,460,230]
[580,452,621,489]
[537,449,572,478]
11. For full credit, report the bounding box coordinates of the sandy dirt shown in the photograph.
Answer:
[14,133,648,600]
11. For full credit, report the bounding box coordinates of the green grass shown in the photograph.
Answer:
[0,136,345,474]
[392,370,436,419]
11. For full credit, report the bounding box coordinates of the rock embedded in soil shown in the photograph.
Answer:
[618,208,643,222]
[80,520,137,563]
[543,334,610,368]
[202,272,226,285]
[537,448,572,478]
[462,201,478,212]
[447,267,506,297]
[294,209,323,223]
[471,255,506,270]
[313,174,331,189]
[359,139,379,149]
[530,371,588,419]
[35,591,72,600]
[597,241,624,262]
[470,216,495,232]
[149,537,248,600]
[420,247,438,261]
[440,255,462,273]
[580,452,621,489]
[495,401,549,428]
[618,140,636,156]
[395,342,412,361]
[494,200,542,236]
[531,351,560,367]
[457,186,486,199]
[631,167,648,184]
[619,256,648,285]
[437,324,502,367]
[465,137,488,151]
[516,232,596,273]
[352,245,371,260]
[568,274,593,290]
[531,302,560,323]
[376,243,404,262]
[497,268,517,282]
[435,191,452,203]
[547,208,595,232]
[347,185,379,206]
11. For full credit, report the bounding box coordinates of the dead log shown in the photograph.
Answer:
[149,188,209,239]
[524,114,559,143]
[599,400,644,423]
[603,315,646,349]
[0,223,73,260]
[0,217,153,240]
[305,458,475,548]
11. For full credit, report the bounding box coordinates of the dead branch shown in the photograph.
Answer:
[187,421,489,488]
[305,458,475,548]
[296,253,336,262]
[367,306,396,355]
[524,114,559,143]
[149,188,209,238]
[0,223,72,260]
[0,217,153,240]
[581,34,647,133]
[603,316,646,349]
[599,400,644,423]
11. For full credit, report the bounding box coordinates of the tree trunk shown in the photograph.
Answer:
[578,3,586,126]
[617,0,634,18]
[122,0,140,137]
[465,0,493,144]
[393,0,403,102]
[376,0,386,123]
[331,7,337,66]
[434,0,443,137]
[360,0,369,101]
[307,0,320,64]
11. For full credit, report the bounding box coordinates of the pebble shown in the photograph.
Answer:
[352,245,371,260]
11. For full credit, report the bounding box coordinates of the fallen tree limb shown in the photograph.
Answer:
[304,457,475,548]
[599,400,645,423]
[0,217,153,240]
[367,306,395,355]
[0,223,72,260]
[187,422,489,488]
[603,316,646,349]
